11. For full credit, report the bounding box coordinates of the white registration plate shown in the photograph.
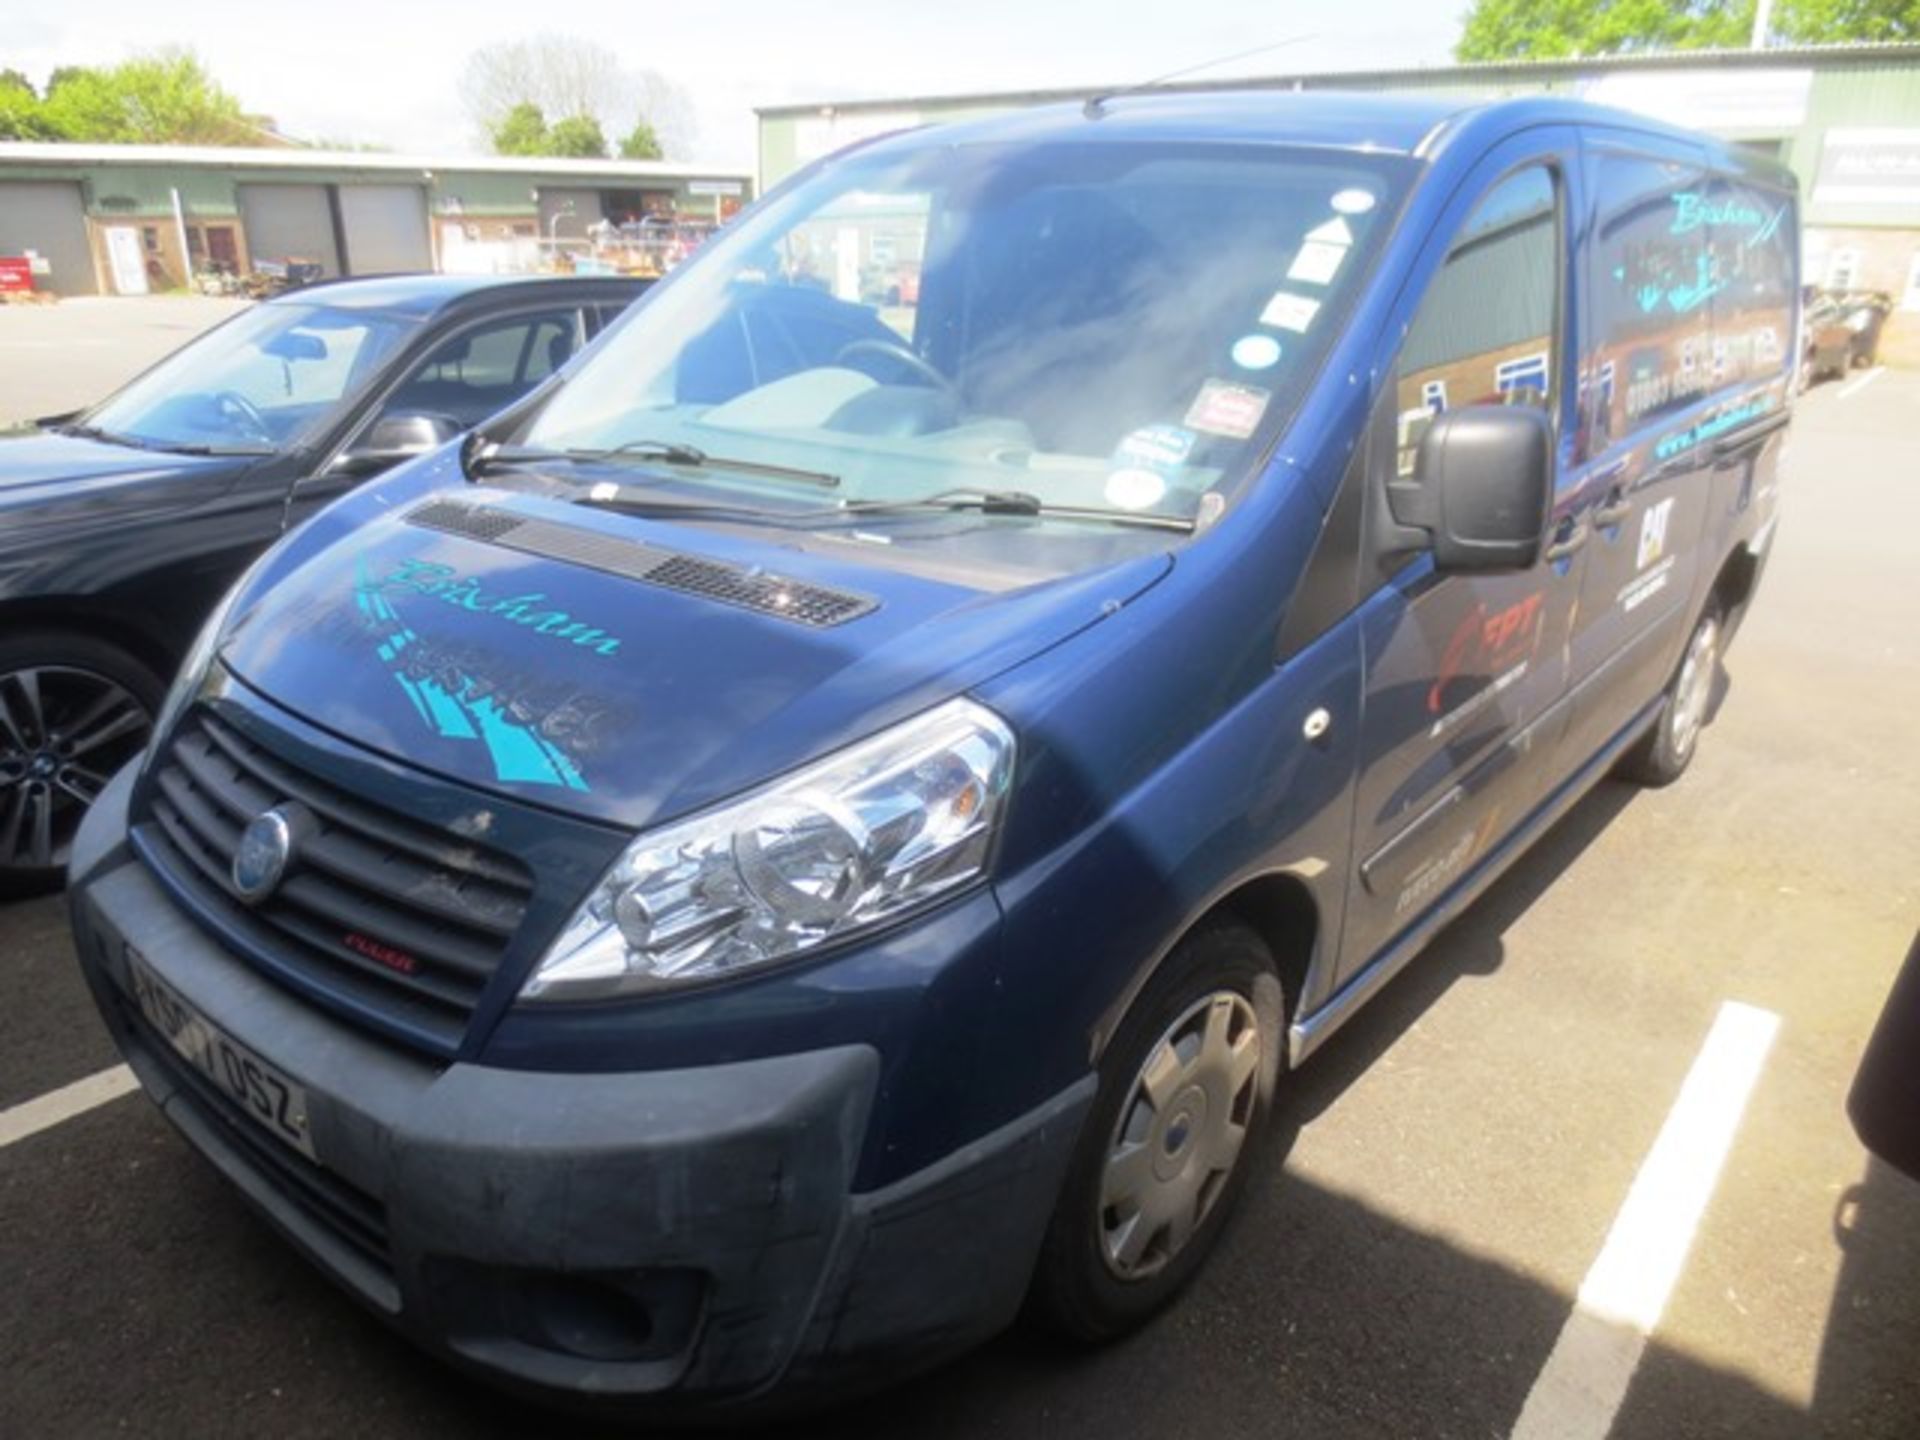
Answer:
[125,945,317,1161]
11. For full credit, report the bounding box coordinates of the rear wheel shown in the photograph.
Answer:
[0,634,161,897]
[1028,920,1285,1342]
[1618,604,1721,788]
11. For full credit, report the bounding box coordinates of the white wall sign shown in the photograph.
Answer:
[1813,129,1920,208]
[1581,69,1812,133]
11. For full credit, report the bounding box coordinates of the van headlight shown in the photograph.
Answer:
[521,698,1016,1000]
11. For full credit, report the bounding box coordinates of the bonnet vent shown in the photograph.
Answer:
[405,499,879,628]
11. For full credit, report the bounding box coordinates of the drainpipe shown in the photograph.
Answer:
[171,187,192,290]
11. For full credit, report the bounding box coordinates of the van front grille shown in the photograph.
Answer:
[137,710,533,1052]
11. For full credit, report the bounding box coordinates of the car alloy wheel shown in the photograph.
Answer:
[0,666,152,873]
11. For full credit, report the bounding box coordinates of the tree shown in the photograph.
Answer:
[618,121,663,160]
[1456,1,1754,61]
[544,114,609,159]
[37,50,263,144]
[1775,0,1920,41]
[490,101,551,156]
[461,34,694,159]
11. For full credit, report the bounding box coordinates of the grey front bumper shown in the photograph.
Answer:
[68,764,1091,1412]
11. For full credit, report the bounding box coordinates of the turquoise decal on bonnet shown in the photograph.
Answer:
[381,558,624,657]
[355,560,590,792]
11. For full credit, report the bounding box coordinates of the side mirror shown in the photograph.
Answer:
[1387,405,1552,572]
[331,413,459,476]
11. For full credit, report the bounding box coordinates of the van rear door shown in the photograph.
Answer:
[1558,135,1724,767]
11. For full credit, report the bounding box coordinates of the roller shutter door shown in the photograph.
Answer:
[338,184,431,274]
[0,181,97,295]
[237,183,341,275]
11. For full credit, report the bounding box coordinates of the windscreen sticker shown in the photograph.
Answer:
[1112,423,1196,471]
[1185,379,1271,439]
[1104,467,1169,510]
[1287,240,1348,286]
[1305,216,1354,246]
[1330,188,1377,215]
[1259,291,1321,333]
[1230,333,1283,371]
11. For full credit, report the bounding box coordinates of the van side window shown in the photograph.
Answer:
[1585,154,1713,451]
[1394,166,1557,477]
[1706,181,1796,394]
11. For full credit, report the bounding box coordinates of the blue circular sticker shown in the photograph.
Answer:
[1231,334,1282,371]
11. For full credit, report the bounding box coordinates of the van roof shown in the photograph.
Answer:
[851,90,1795,184]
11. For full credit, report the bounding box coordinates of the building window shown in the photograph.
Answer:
[1827,249,1861,291]
[1495,351,1550,399]
[1421,378,1448,413]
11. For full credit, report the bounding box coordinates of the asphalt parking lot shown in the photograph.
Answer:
[2,302,1918,1438]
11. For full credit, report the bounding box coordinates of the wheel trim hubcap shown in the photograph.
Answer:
[1669,618,1719,762]
[1100,990,1263,1280]
[0,665,152,871]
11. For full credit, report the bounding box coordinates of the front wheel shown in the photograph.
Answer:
[1618,605,1721,788]
[0,634,161,896]
[1027,920,1286,1342]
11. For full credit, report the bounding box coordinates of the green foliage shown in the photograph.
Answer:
[490,101,551,156]
[38,50,259,144]
[1774,0,1920,40]
[1456,1,1755,60]
[544,114,609,158]
[618,120,664,160]
[488,102,610,159]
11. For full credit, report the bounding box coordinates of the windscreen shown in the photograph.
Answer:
[86,301,419,451]
[521,137,1412,533]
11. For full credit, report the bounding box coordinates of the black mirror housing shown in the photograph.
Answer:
[332,413,460,476]
[1388,404,1553,572]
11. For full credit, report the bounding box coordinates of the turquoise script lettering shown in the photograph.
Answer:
[382,559,623,656]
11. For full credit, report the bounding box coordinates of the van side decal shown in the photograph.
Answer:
[353,560,590,792]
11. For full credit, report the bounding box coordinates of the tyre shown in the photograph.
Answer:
[0,633,162,897]
[1028,919,1286,1342]
[1618,603,1722,788]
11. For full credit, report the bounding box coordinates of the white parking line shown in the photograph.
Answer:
[1837,366,1885,400]
[1509,1000,1780,1440]
[0,1065,138,1149]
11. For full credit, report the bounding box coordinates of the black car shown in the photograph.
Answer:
[0,273,645,892]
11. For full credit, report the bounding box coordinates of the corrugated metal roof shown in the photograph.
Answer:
[757,42,1920,119]
[0,141,747,183]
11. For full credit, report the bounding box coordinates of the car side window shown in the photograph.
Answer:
[1393,165,1559,478]
[380,308,584,429]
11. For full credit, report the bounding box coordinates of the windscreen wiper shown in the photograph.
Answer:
[53,421,270,457]
[469,438,840,489]
[834,488,1198,533]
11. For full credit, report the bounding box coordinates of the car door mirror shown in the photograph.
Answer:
[330,413,459,476]
[1386,405,1552,572]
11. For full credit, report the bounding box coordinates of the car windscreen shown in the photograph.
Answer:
[85,301,421,452]
[516,137,1413,544]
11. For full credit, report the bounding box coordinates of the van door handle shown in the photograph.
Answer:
[1544,517,1587,562]
[1594,490,1633,528]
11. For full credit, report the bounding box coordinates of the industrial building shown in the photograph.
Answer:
[758,42,1920,364]
[0,143,752,296]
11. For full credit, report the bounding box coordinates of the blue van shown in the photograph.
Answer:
[68,92,1795,1412]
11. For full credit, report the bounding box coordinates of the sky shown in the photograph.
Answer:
[5,1,1464,169]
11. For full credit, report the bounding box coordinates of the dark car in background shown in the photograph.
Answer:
[0,273,645,892]
[1800,287,1893,388]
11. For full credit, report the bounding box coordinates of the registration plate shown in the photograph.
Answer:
[125,945,317,1160]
